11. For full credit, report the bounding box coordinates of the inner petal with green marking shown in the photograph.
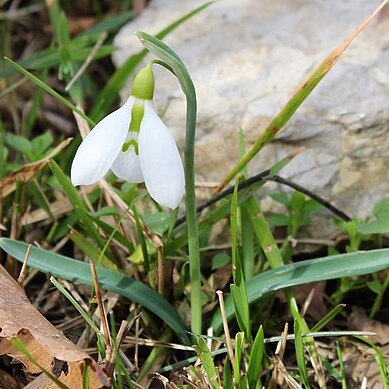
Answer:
[121,98,145,155]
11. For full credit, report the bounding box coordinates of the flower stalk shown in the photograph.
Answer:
[136,31,202,335]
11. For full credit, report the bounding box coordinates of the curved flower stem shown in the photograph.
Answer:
[136,32,202,335]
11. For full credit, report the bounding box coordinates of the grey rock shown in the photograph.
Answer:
[113,0,389,230]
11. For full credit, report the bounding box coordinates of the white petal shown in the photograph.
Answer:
[71,96,135,186]
[139,101,185,209]
[111,149,144,183]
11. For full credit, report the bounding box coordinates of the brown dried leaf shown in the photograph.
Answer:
[348,306,389,345]
[294,281,328,321]
[0,368,19,389]
[342,307,389,388]
[0,138,72,199]
[0,264,109,388]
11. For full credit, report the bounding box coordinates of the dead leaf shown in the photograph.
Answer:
[341,307,389,388]
[341,340,389,389]
[0,264,109,388]
[348,306,389,345]
[0,138,72,199]
[0,368,19,389]
[294,281,328,321]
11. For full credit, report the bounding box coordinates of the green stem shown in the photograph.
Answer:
[185,92,202,335]
[136,32,202,335]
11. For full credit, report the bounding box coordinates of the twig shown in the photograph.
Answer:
[17,243,31,288]
[65,32,108,91]
[157,247,165,296]
[105,320,132,376]
[264,175,351,221]
[134,314,140,371]
[176,169,351,226]
[216,290,235,369]
[0,2,44,20]
[89,262,112,370]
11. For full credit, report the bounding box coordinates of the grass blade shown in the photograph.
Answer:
[294,320,310,388]
[233,332,245,386]
[193,337,219,389]
[212,248,389,333]
[311,304,346,332]
[4,57,94,126]
[247,325,264,389]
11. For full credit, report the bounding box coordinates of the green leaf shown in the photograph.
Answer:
[233,332,245,386]
[311,304,346,332]
[269,191,290,206]
[0,238,190,345]
[268,213,289,227]
[294,320,310,388]
[212,248,389,333]
[247,325,264,389]
[5,133,31,153]
[223,359,233,389]
[303,199,324,214]
[4,57,94,126]
[358,218,389,234]
[89,206,122,218]
[143,212,170,236]
[69,228,118,271]
[49,160,106,250]
[231,283,251,342]
[290,191,305,211]
[193,337,219,389]
[30,132,54,157]
[211,253,230,270]
[373,197,389,218]
[367,279,383,295]
[11,338,69,389]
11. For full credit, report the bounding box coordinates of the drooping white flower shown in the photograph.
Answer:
[71,65,185,209]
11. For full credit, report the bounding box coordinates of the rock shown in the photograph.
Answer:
[113,0,389,227]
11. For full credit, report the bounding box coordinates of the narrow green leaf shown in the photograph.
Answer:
[49,160,106,251]
[69,228,119,272]
[132,206,150,271]
[0,238,190,345]
[231,180,240,283]
[233,332,245,386]
[193,337,219,389]
[50,277,102,338]
[223,358,233,389]
[4,57,94,126]
[241,203,255,280]
[311,304,346,332]
[247,325,264,389]
[336,342,347,389]
[231,283,251,342]
[11,338,69,389]
[212,249,389,334]
[294,320,310,388]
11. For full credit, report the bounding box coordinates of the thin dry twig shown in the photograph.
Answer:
[66,32,108,91]
[216,290,234,369]
[17,243,31,288]
[89,261,112,370]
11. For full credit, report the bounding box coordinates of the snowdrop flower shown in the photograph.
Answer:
[71,65,185,209]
